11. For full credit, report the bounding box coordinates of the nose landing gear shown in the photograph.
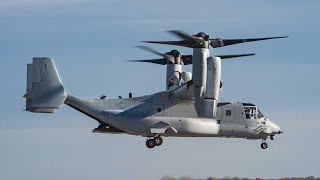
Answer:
[270,135,274,140]
[260,140,268,149]
[146,136,163,149]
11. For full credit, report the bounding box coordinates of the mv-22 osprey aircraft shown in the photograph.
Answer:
[24,30,287,149]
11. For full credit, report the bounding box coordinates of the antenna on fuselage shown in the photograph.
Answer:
[100,95,107,100]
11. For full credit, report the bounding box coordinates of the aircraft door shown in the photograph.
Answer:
[220,107,235,136]
[220,107,235,137]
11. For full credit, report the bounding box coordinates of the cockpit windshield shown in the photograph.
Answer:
[258,109,264,118]
[244,106,265,119]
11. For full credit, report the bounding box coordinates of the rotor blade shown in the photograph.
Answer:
[180,53,255,65]
[143,30,201,48]
[135,46,165,57]
[167,30,195,42]
[210,36,289,48]
[127,58,167,65]
[181,55,193,65]
[217,53,256,59]
[142,40,190,47]
[135,45,175,63]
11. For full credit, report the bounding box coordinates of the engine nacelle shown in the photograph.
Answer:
[181,72,192,83]
[192,48,209,116]
[166,64,182,90]
[202,56,221,117]
[192,48,209,97]
[179,72,193,98]
[205,56,221,101]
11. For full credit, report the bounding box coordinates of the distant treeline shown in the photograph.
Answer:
[160,176,320,180]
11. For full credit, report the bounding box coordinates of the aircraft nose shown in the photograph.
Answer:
[274,124,282,134]
[271,121,282,134]
[266,119,282,135]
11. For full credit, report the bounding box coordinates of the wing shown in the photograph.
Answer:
[168,80,193,100]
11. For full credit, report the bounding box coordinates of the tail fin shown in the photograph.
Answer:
[24,57,67,113]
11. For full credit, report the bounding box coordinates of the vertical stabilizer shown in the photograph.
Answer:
[24,57,67,113]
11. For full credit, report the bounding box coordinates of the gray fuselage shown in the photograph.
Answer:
[65,91,280,140]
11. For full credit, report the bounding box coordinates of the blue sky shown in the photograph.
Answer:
[0,0,320,179]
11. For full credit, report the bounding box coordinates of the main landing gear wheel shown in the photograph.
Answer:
[154,136,163,146]
[146,139,156,149]
[261,142,268,149]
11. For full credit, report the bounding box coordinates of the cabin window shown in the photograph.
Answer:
[226,110,232,116]
[157,108,162,113]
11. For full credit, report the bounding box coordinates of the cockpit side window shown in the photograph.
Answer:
[245,110,251,119]
[244,106,265,119]
[244,107,257,119]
